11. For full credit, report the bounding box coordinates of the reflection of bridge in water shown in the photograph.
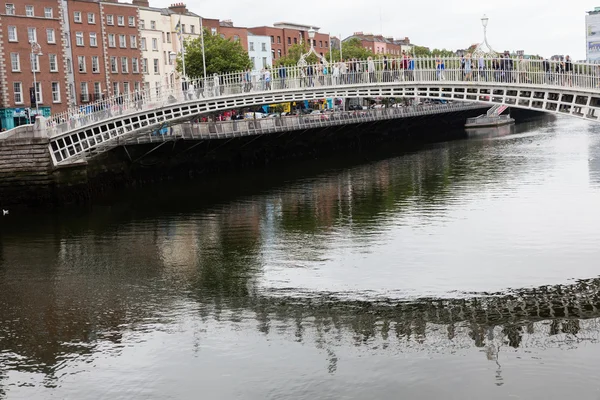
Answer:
[1,129,599,384]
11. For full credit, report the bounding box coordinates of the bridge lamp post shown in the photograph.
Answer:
[169,51,177,87]
[481,15,489,44]
[30,41,42,118]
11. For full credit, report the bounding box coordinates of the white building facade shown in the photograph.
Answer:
[138,5,202,99]
[247,33,272,71]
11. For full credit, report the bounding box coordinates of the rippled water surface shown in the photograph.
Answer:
[2,115,600,399]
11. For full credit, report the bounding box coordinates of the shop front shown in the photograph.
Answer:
[0,107,51,130]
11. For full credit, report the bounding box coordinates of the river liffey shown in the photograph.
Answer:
[2,115,600,399]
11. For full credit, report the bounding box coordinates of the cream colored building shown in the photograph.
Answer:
[138,3,202,99]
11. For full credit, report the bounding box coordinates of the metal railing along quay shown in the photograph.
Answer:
[117,102,486,146]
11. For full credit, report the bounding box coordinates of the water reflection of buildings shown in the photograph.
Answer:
[0,135,593,384]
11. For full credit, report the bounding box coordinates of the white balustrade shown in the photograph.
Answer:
[45,57,600,138]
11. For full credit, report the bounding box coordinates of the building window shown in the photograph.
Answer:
[249,42,254,51]
[132,57,139,73]
[129,16,135,27]
[10,53,20,72]
[162,32,165,43]
[150,20,156,30]
[271,49,275,59]
[211,27,217,35]
[80,82,89,102]
[90,32,97,47]
[130,35,137,48]
[93,82,101,97]
[155,82,160,97]
[163,51,167,65]
[181,24,185,33]
[153,58,159,74]
[121,57,128,73]
[35,82,42,104]
[319,40,322,48]
[277,36,281,44]
[108,34,116,47]
[47,28,56,44]
[134,82,140,92]
[294,37,297,44]
[75,32,84,46]
[52,82,61,103]
[233,35,239,42]
[117,16,124,26]
[261,43,266,51]
[270,36,274,43]
[123,82,129,96]
[219,34,225,39]
[30,54,39,72]
[190,25,195,34]
[112,82,119,96]
[119,34,126,48]
[141,58,148,73]
[107,15,114,25]
[313,39,316,47]
[152,38,158,51]
[44,7,53,18]
[49,54,58,72]
[166,32,171,43]
[139,19,145,29]
[88,13,95,24]
[78,56,86,73]
[5,3,15,15]
[110,56,117,73]
[91,56,99,73]
[141,38,146,50]
[262,57,267,68]
[325,41,328,48]
[26,5,34,17]
[13,82,23,104]
[287,37,291,45]
[74,11,81,23]
[27,27,37,43]
[277,49,281,58]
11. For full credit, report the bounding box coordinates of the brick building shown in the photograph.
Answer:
[344,32,412,56]
[249,22,330,63]
[219,20,248,51]
[0,0,68,129]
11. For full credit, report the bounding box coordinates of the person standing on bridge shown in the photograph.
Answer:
[565,55,573,87]
[367,57,376,83]
[436,56,445,80]
[265,68,272,90]
[278,64,287,89]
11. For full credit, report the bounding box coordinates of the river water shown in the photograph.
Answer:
[2,115,600,399]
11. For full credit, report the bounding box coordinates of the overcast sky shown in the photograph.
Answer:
[150,0,599,60]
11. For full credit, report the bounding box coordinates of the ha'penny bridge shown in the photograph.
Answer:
[3,56,600,167]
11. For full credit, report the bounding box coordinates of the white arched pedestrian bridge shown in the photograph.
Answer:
[45,56,600,166]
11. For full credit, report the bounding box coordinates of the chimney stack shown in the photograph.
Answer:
[168,3,188,14]
[132,0,150,6]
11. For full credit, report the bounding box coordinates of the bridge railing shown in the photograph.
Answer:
[46,56,600,137]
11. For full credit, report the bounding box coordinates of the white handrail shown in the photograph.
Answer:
[46,56,600,137]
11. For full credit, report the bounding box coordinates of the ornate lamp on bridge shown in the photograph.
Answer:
[30,41,43,118]
[473,14,498,58]
[297,28,329,67]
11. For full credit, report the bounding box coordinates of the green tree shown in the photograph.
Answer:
[325,38,375,61]
[276,43,319,66]
[411,45,432,57]
[178,29,251,78]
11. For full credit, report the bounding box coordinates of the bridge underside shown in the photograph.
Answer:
[49,82,599,166]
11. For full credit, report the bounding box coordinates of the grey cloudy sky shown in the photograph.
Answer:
[151,0,597,60]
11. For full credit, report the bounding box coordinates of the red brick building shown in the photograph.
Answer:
[249,22,330,62]
[218,20,249,51]
[100,1,144,97]
[0,0,68,129]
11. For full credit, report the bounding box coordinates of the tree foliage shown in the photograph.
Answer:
[276,43,319,66]
[178,29,252,78]
[326,38,375,61]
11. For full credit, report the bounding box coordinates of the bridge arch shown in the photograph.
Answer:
[46,57,600,166]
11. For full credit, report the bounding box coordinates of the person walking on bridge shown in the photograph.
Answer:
[278,64,287,89]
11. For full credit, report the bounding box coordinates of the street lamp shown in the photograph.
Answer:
[30,41,42,118]
[473,14,497,58]
[297,27,328,67]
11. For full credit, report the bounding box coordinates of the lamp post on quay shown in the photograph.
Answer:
[30,41,43,118]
